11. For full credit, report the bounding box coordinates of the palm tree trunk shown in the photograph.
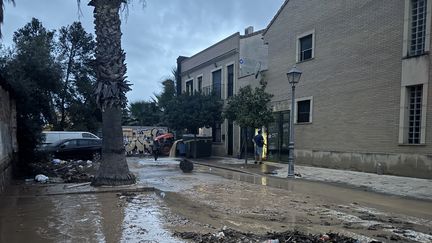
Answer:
[93,106,134,185]
[89,0,135,186]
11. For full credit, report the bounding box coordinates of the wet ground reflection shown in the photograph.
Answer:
[203,166,294,191]
[0,186,181,243]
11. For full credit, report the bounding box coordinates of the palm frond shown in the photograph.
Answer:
[0,0,15,38]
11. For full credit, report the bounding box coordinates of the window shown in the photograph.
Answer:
[186,80,193,94]
[62,140,77,148]
[298,34,313,62]
[82,132,97,138]
[212,69,222,99]
[227,64,234,97]
[78,139,91,146]
[410,0,427,56]
[297,99,311,123]
[212,123,221,143]
[197,76,202,93]
[407,85,423,144]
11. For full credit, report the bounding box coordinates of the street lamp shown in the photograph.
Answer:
[286,66,302,178]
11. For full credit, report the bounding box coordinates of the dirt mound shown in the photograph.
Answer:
[174,228,361,243]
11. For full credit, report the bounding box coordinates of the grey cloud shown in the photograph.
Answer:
[3,0,284,103]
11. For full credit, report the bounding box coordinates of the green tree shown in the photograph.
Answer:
[224,79,274,164]
[165,92,223,158]
[154,78,175,127]
[128,100,160,126]
[1,18,62,165]
[155,78,176,112]
[0,0,15,38]
[86,0,135,186]
[67,72,102,133]
[55,21,98,131]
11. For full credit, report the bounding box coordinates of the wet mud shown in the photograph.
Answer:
[130,158,432,243]
[0,157,430,242]
[174,228,359,243]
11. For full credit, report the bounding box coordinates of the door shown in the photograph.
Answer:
[57,139,78,159]
[267,113,280,161]
[227,121,233,156]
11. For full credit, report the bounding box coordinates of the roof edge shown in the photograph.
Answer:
[240,29,265,39]
[180,32,240,62]
[263,0,290,36]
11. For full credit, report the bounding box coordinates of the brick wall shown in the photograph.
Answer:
[0,82,17,193]
[264,0,432,178]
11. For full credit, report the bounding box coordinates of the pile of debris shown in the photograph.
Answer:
[174,227,362,243]
[30,159,99,183]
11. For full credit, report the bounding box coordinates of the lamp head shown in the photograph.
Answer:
[286,66,302,85]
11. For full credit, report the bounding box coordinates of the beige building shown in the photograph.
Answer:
[177,28,268,157]
[263,0,432,178]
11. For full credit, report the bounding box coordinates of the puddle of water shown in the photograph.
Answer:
[204,166,295,191]
[0,185,183,243]
[121,193,182,243]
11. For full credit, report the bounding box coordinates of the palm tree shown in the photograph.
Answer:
[0,0,15,38]
[86,0,135,186]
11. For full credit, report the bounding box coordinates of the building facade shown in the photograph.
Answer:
[263,0,432,178]
[0,76,17,193]
[177,28,268,157]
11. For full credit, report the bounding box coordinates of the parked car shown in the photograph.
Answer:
[41,138,102,161]
[41,131,100,147]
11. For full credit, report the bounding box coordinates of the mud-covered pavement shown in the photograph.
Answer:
[0,157,431,242]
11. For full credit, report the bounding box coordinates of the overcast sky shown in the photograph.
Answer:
[2,0,284,103]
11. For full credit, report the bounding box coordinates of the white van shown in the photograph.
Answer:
[42,131,100,146]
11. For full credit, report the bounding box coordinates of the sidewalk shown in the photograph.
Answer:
[190,156,432,201]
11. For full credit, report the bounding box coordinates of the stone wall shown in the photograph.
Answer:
[0,80,17,193]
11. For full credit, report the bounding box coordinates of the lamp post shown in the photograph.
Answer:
[286,66,302,178]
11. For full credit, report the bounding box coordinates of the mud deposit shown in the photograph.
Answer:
[129,158,432,243]
[175,228,358,242]
[0,157,430,243]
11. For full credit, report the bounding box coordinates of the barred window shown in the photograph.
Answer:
[410,0,427,56]
[297,99,311,123]
[408,85,423,144]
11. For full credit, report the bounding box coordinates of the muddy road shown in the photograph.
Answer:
[0,157,431,242]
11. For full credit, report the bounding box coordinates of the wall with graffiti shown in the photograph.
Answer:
[122,126,168,155]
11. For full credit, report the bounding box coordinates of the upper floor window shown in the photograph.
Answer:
[410,0,427,56]
[298,33,313,62]
[212,69,222,99]
[227,64,234,97]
